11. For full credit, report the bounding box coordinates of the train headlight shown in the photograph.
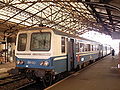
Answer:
[17,60,20,64]
[20,61,24,64]
[40,61,49,66]
[16,60,24,65]
[81,58,85,61]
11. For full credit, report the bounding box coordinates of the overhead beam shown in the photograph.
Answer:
[87,3,112,35]
[83,3,98,23]
[2,2,37,24]
[106,6,115,31]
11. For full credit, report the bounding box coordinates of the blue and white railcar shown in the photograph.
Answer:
[15,27,110,84]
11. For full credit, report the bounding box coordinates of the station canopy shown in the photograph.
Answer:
[0,0,120,40]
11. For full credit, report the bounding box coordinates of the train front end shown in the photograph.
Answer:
[15,28,54,80]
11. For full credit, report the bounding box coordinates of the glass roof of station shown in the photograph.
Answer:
[0,0,119,39]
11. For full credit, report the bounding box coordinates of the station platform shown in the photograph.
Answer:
[46,55,120,90]
[0,62,15,77]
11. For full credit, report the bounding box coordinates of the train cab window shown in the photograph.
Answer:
[30,32,51,51]
[61,37,65,53]
[17,34,27,51]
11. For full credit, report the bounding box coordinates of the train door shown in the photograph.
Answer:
[99,44,102,58]
[105,46,107,55]
[69,39,75,71]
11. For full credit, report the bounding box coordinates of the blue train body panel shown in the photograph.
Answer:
[53,59,67,74]
[16,55,68,74]
[76,52,99,65]
[16,57,54,69]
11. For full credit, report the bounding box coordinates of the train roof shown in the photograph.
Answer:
[53,28,100,44]
[19,27,101,44]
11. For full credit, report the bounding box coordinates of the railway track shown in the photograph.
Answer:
[0,73,40,90]
[16,81,36,90]
[0,74,21,80]
[0,74,25,86]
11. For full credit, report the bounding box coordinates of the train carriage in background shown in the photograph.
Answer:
[15,27,111,85]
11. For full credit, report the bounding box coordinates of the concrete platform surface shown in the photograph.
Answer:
[46,56,120,90]
[0,62,15,74]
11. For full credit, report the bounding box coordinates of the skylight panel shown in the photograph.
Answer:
[9,18,22,23]
[14,15,29,20]
[26,6,39,14]
[78,3,87,10]
[21,22,31,26]
[8,0,21,5]
[14,4,28,9]
[0,14,8,20]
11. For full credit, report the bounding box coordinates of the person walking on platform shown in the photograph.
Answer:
[111,49,115,58]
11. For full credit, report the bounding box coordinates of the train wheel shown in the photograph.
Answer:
[54,74,61,82]
[81,63,86,68]
[26,70,36,81]
[89,60,93,64]
[43,74,53,87]
[75,65,80,71]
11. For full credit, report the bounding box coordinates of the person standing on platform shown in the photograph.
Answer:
[111,49,115,58]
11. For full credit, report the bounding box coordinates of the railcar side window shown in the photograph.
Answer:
[61,37,65,53]
[87,44,91,51]
[105,46,107,51]
[96,45,99,51]
[80,43,84,52]
[92,45,93,51]
[93,45,96,51]
[17,34,27,51]
[31,32,51,51]
[84,44,88,51]
[76,42,79,52]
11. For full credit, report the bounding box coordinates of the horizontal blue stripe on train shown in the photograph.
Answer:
[16,55,67,69]
[16,58,53,69]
